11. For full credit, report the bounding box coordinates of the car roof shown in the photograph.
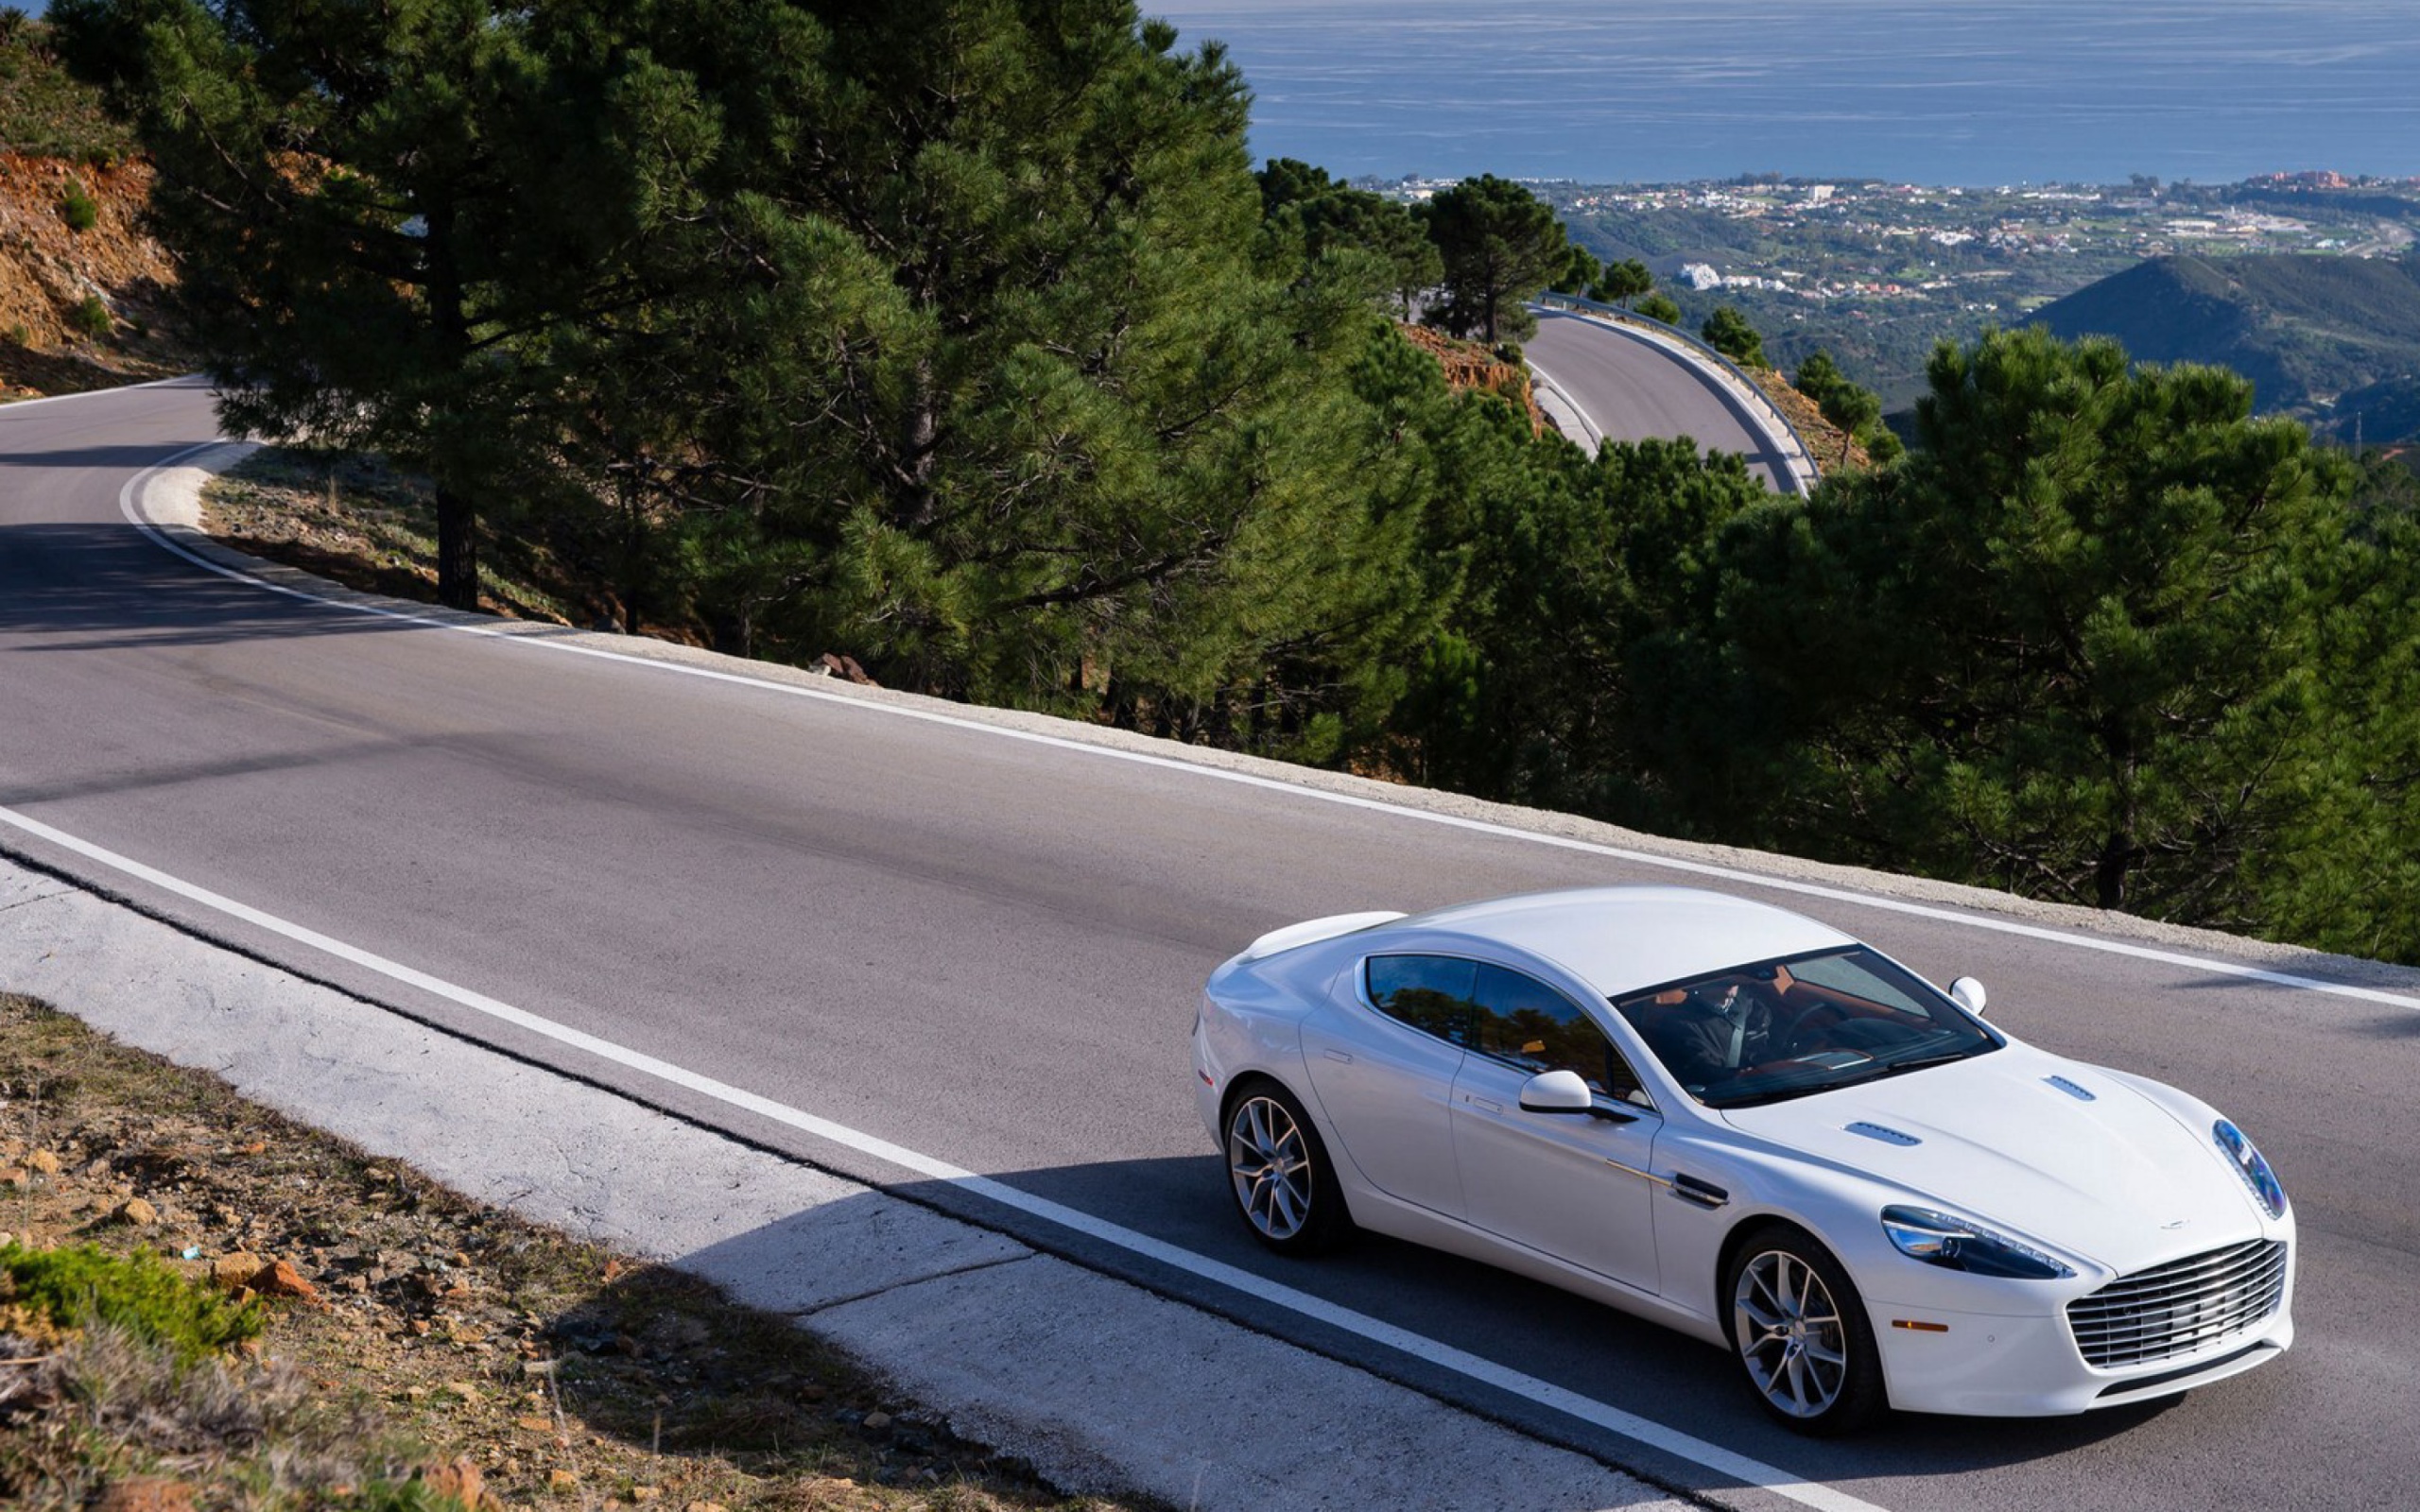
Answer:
[1385,885,1858,1000]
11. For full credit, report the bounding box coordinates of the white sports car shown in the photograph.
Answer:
[1192,885,2294,1433]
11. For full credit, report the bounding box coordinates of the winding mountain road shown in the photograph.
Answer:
[1524,307,1809,490]
[3,379,2413,1510]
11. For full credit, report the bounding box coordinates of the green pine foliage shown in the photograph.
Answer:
[1635,291,1684,326]
[58,175,98,231]
[1257,158,1442,318]
[1793,349,1901,463]
[1419,174,1574,344]
[1646,327,2420,955]
[51,4,2420,962]
[1699,305,1768,368]
[1589,257,1653,308]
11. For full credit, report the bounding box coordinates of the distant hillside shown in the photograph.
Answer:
[2031,254,2420,442]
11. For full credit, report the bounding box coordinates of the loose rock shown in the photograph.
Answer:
[93,1479,196,1512]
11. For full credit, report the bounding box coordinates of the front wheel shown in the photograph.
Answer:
[1725,1224,1886,1435]
[1223,1079,1352,1255]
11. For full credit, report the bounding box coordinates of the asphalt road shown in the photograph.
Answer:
[4,379,2413,1510]
[1523,308,1799,490]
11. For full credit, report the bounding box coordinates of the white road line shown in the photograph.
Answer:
[0,799,1885,1512]
[0,373,199,416]
[112,439,2420,1018]
[4,393,2403,1510]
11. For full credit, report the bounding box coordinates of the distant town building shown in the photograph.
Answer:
[1678,263,1723,290]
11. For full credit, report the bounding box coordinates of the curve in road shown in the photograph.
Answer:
[1525,307,1811,492]
[4,380,2414,1512]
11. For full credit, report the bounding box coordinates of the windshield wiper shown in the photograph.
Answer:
[1825,1049,1977,1090]
[1706,1045,1990,1109]
[1712,1086,1827,1109]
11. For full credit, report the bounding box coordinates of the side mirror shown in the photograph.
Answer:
[1949,976,1988,1018]
[1518,1069,1594,1114]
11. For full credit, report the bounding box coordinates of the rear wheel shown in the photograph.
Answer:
[1223,1079,1352,1255]
[1725,1224,1886,1435]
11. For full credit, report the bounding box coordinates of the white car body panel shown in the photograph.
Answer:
[1194,885,2296,1420]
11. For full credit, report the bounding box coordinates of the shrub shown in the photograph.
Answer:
[0,1241,266,1365]
[1635,292,1683,325]
[71,293,112,337]
[60,176,99,232]
[1699,304,1769,368]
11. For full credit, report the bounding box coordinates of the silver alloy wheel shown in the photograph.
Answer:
[1732,1246,1851,1418]
[1228,1093,1316,1242]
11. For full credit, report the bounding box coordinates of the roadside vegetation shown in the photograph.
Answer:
[0,991,1146,1512]
[48,1,2420,962]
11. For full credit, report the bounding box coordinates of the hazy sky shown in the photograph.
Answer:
[1146,0,2420,184]
[25,2,2419,185]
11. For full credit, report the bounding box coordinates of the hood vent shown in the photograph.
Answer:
[1845,1121,1921,1146]
[2045,1074,2098,1102]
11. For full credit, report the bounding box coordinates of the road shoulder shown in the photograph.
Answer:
[0,853,1691,1511]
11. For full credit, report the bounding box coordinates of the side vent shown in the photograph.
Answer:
[2045,1075,2098,1102]
[1669,1174,1729,1209]
[1845,1121,1922,1147]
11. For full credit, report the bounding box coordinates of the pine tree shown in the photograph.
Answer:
[56,0,539,611]
[1420,174,1571,344]
[1677,327,2420,951]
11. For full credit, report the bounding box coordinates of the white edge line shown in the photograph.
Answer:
[112,440,2420,1018]
[25,430,1909,1510]
[0,373,203,415]
[0,797,1882,1512]
[3,399,2397,1509]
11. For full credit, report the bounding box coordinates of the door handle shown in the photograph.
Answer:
[1469,1095,1504,1113]
[1322,1048,1354,1064]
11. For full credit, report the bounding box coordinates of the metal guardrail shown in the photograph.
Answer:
[1530,290,1820,495]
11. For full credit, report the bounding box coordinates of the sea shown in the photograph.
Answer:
[1146,0,2420,187]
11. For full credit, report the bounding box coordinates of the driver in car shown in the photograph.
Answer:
[1633,976,1774,1088]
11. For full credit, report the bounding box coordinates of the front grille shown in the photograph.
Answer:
[2066,1239,2288,1368]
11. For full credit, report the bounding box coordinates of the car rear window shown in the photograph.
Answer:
[1365,954,1478,1046]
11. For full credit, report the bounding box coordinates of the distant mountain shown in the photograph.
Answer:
[2031,254,2420,443]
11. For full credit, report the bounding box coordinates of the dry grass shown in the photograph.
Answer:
[200,449,592,627]
[0,992,1151,1512]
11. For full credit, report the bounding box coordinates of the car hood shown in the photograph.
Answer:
[1720,1043,2263,1271]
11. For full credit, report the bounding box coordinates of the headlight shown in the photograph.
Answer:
[2213,1119,2288,1219]
[1881,1205,2075,1280]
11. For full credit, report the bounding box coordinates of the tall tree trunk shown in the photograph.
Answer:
[2094,828,2136,910]
[427,203,480,611]
[893,358,942,529]
[435,484,478,612]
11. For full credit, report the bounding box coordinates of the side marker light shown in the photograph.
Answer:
[1892,1319,1950,1332]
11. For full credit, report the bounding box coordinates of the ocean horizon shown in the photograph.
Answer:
[1148,0,2420,188]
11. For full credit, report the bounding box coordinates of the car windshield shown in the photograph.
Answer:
[1610,946,1999,1108]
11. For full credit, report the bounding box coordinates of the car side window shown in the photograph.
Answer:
[1364,955,1479,1047]
[1471,963,1651,1107]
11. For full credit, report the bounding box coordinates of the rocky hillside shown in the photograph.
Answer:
[0,27,187,400]
[1397,322,1547,434]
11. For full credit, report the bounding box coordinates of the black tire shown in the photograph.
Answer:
[1221,1077,1353,1255]
[1723,1223,1887,1435]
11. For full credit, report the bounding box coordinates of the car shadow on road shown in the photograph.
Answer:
[638,1151,2245,1504]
